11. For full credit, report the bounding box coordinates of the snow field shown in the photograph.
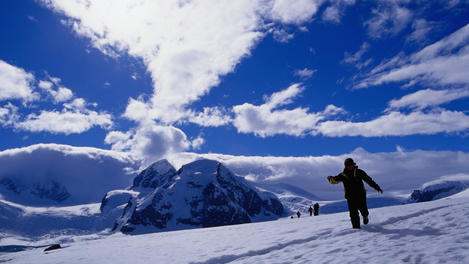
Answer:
[3,193,469,264]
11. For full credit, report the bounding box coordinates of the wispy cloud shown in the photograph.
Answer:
[0,103,20,126]
[16,98,113,135]
[294,68,317,80]
[271,28,294,43]
[364,0,412,39]
[406,18,433,44]
[343,42,372,69]
[0,60,39,102]
[387,88,469,111]
[357,23,469,89]
[232,84,345,137]
[27,15,39,23]
[313,110,469,137]
[321,0,355,24]
[38,78,74,103]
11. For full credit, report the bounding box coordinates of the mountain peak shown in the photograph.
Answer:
[132,159,176,189]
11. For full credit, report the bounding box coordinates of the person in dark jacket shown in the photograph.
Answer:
[296,211,301,218]
[308,206,313,216]
[313,203,319,216]
[327,158,383,229]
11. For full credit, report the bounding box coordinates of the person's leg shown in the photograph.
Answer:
[358,197,369,224]
[347,199,360,229]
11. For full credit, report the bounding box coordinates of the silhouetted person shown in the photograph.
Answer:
[308,206,313,216]
[296,211,301,218]
[327,158,383,229]
[313,203,319,216]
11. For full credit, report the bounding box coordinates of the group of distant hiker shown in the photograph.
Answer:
[291,158,383,229]
[291,202,319,219]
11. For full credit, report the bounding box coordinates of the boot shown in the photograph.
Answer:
[363,216,369,225]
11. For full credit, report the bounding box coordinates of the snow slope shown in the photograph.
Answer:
[2,191,468,263]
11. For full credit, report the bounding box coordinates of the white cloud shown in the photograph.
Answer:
[269,0,324,24]
[0,103,20,126]
[357,23,469,89]
[364,0,412,39]
[321,0,355,23]
[187,107,232,127]
[233,103,322,137]
[313,110,469,137]
[265,83,305,108]
[105,122,192,166]
[271,28,294,43]
[294,68,317,80]
[38,78,74,103]
[191,136,205,150]
[0,60,38,102]
[27,15,39,23]
[387,88,469,111]
[232,84,345,137]
[407,18,433,43]
[122,97,151,123]
[16,99,113,135]
[322,5,340,23]
[343,42,372,69]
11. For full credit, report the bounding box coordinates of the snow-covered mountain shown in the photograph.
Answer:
[110,159,284,234]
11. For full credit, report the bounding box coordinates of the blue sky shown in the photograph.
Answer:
[1,0,469,163]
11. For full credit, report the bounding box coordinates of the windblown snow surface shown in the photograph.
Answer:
[2,190,469,264]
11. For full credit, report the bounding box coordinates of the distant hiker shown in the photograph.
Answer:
[296,211,301,218]
[327,158,383,229]
[313,203,319,216]
[308,206,313,216]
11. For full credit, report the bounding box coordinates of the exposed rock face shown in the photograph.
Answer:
[114,159,284,234]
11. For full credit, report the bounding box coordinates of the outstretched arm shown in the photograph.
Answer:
[361,171,383,193]
[327,174,344,184]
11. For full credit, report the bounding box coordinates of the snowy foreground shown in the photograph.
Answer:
[2,191,469,264]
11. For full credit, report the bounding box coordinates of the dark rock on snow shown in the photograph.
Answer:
[44,244,61,252]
